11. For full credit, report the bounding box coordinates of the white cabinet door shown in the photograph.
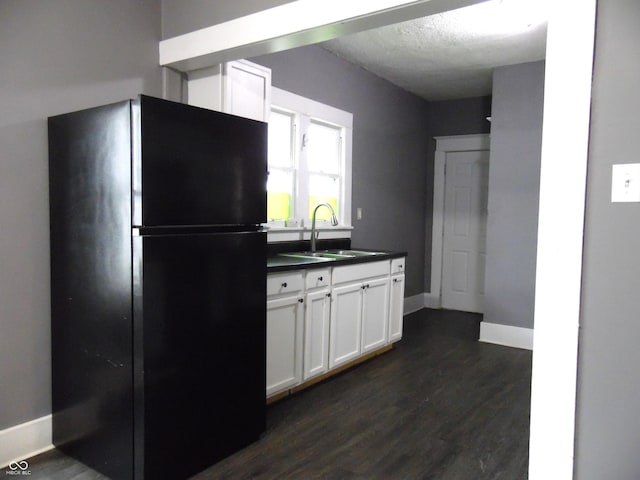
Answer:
[223,60,271,122]
[187,59,271,122]
[303,288,331,380]
[266,295,304,396]
[329,282,363,369]
[389,274,405,343]
[361,277,390,353]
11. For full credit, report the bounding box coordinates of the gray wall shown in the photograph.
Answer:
[0,0,162,430]
[483,61,544,329]
[574,0,640,477]
[423,97,492,291]
[161,0,293,39]
[252,45,431,297]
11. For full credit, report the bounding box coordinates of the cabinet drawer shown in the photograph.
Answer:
[332,260,390,285]
[305,268,330,290]
[267,271,304,297]
[391,258,406,274]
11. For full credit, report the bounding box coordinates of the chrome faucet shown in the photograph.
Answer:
[310,202,338,252]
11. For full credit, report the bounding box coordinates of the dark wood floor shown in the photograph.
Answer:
[27,309,531,479]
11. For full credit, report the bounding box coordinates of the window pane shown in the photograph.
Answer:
[307,121,341,174]
[267,169,293,221]
[309,174,339,221]
[268,110,294,168]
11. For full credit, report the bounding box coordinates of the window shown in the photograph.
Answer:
[267,88,353,231]
[307,120,342,220]
[267,109,295,221]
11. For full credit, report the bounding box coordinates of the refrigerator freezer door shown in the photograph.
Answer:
[133,230,266,479]
[134,96,267,227]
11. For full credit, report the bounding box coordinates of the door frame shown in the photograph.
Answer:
[427,134,490,309]
[158,1,597,478]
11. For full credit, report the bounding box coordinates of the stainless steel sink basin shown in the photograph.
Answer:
[271,249,390,269]
[281,251,353,259]
[271,254,332,267]
[326,249,383,257]
[280,249,386,260]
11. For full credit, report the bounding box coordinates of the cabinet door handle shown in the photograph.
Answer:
[393,278,399,283]
[298,298,304,303]
[318,276,323,281]
[281,282,288,288]
[365,284,370,289]
[326,293,331,298]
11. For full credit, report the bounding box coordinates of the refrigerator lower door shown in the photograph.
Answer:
[133,230,266,479]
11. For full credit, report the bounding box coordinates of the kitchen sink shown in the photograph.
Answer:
[269,254,332,267]
[281,251,353,259]
[325,249,383,257]
[280,249,385,260]
[271,249,392,269]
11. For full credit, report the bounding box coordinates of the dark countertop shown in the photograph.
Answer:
[267,248,407,273]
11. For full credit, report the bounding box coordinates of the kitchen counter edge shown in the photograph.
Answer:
[267,250,407,273]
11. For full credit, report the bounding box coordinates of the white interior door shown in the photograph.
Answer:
[441,150,489,313]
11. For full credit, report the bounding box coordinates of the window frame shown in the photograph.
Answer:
[266,87,353,241]
[266,107,298,222]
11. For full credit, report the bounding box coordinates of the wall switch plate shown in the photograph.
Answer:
[611,163,640,203]
[356,207,363,220]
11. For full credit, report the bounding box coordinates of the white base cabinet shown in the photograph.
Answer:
[266,295,303,397]
[329,262,390,368]
[389,274,405,343]
[329,282,364,368]
[266,272,304,397]
[267,257,405,398]
[303,288,331,380]
[361,277,390,353]
[303,268,331,381]
[389,258,406,343]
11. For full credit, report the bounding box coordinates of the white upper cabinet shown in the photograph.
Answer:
[187,59,271,122]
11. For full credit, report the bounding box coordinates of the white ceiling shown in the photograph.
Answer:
[321,0,547,101]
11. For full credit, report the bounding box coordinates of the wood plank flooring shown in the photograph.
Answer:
[25,309,531,479]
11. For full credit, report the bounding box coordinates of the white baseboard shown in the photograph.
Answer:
[403,292,441,314]
[424,292,441,309]
[0,415,53,468]
[403,294,425,315]
[480,322,534,350]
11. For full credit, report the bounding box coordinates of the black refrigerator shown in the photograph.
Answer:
[48,95,267,479]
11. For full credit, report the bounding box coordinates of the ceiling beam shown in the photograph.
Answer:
[159,0,485,72]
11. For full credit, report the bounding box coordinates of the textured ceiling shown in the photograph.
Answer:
[321,0,547,101]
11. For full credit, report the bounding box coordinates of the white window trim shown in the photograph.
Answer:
[266,87,353,243]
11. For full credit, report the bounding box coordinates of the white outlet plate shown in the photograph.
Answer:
[611,163,640,203]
